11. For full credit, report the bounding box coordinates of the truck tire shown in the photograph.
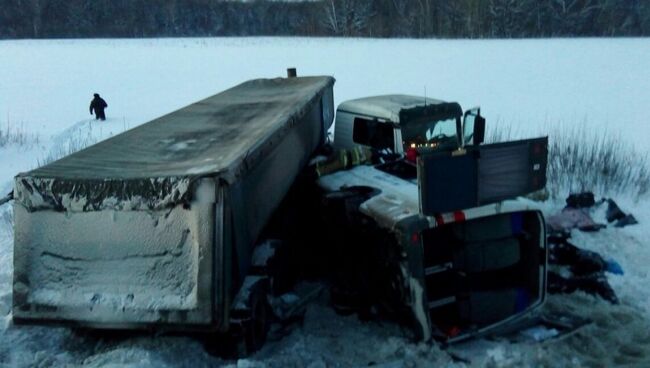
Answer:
[251,239,294,296]
[202,280,271,358]
[229,277,272,356]
[243,286,271,354]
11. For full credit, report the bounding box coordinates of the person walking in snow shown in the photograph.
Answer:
[89,93,108,121]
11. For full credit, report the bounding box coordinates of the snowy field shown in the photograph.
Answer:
[1,37,650,367]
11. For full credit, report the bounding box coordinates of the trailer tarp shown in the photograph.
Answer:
[15,76,335,212]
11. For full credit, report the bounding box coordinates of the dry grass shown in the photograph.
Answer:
[0,122,39,148]
[548,127,649,200]
[37,129,98,167]
[0,209,13,236]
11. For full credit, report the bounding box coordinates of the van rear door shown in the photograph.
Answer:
[418,137,548,215]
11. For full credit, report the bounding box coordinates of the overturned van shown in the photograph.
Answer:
[316,93,549,342]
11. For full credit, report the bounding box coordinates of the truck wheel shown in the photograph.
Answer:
[251,239,294,296]
[230,278,272,356]
[243,287,270,354]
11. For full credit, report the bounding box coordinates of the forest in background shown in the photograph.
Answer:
[1,0,649,39]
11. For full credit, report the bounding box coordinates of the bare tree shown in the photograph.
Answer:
[163,0,179,35]
[27,0,47,37]
[414,0,435,36]
[322,0,375,36]
[1,0,648,39]
[547,0,603,36]
[489,0,527,37]
[599,0,644,35]
[642,0,650,34]
[391,0,417,36]
[323,0,341,34]
[462,0,486,37]
[440,0,466,36]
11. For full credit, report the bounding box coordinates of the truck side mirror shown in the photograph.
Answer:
[462,107,485,146]
[473,115,485,145]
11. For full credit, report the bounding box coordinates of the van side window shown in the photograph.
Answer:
[352,118,394,150]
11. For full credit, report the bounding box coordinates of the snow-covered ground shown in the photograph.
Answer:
[1,37,650,367]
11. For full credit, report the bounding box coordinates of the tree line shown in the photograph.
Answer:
[2,0,649,39]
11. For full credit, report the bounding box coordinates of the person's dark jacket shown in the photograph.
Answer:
[90,95,108,115]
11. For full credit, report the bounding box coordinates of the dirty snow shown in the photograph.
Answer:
[1,37,650,367]
[14,176,193,212]
[13,205,199,312]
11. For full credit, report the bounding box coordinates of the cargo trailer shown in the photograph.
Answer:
[12,75,335,350]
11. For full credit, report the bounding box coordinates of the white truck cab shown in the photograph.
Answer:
[332,95,484,154]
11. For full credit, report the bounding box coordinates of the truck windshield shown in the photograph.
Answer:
[401,117,459,151]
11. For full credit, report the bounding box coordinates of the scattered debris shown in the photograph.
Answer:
[519,325,560,342]
[603,198,638,227]
[548,272,619,304]
[270,283,326,323]
[267,283,326,341]
[606,198,626,223]
[565,192,596,209]
[548,232,622,275]
[545,192,636,303]
[548,192,638,232]
[547,208,606,232]
[547,232,621,304]
[615,214,638,228]
[446,313,591,363]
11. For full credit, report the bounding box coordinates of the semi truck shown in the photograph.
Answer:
[11,72,552,352]
[12,75,335,352]
[314,95,549,342]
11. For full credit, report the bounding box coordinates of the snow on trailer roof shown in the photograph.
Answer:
[337,95,450,123]
[21,76,334,180]
[14,76,334,212]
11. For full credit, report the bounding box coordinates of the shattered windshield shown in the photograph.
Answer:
[401,117,459,151]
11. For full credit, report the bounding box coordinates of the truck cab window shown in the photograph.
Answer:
[401,117,458,151]
[353,118,394,150]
